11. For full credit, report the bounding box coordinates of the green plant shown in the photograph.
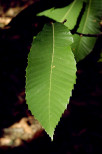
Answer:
[26,0,102,140]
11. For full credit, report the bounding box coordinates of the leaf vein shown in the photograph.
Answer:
[48,23,55,133]
[61,0,76,22]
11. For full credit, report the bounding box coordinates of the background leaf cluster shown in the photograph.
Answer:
[26,0,102,139]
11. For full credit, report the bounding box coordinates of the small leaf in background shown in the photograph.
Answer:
[37,0,83,29]
[72,0,102,62]
[26,23,76,139]
[98,50,102,63]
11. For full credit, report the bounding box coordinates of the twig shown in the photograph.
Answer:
[62,19,67,24]
[62,19,102,37]
[75,32,102,37]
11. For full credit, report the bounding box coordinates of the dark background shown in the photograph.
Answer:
[0,0,102,153]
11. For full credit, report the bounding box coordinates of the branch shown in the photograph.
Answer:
[75,32,102,37]
[62,19,102,37]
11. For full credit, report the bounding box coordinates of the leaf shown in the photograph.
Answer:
[26,23,76,139]
[98,50,102,62]
[37,0,83,29]
[72,0,102,62]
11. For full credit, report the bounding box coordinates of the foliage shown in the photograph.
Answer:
[72,0,102,62]
[26,0,102,139]
[38,0,102,62]
[38,0,83,30]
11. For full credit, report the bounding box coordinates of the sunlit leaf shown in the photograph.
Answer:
[26,23,76,139]
[72,0,102,62]
[37,0,83,29]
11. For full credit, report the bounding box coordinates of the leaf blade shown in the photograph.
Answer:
[37,0,83,29]
[72,0,102,62]
[26,23,76,139]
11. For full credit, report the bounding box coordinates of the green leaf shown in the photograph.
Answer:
[72,0,102,62]
[26,23,76,139]
[37,0,83,29]
[98,50,102,62]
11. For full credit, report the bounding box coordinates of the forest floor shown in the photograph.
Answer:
[0,0,102,153]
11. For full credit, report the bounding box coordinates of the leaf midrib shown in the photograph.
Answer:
[76,0,91,57]
[48,23,55,134]
[61,0,76,22]
[81,0,91,33]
